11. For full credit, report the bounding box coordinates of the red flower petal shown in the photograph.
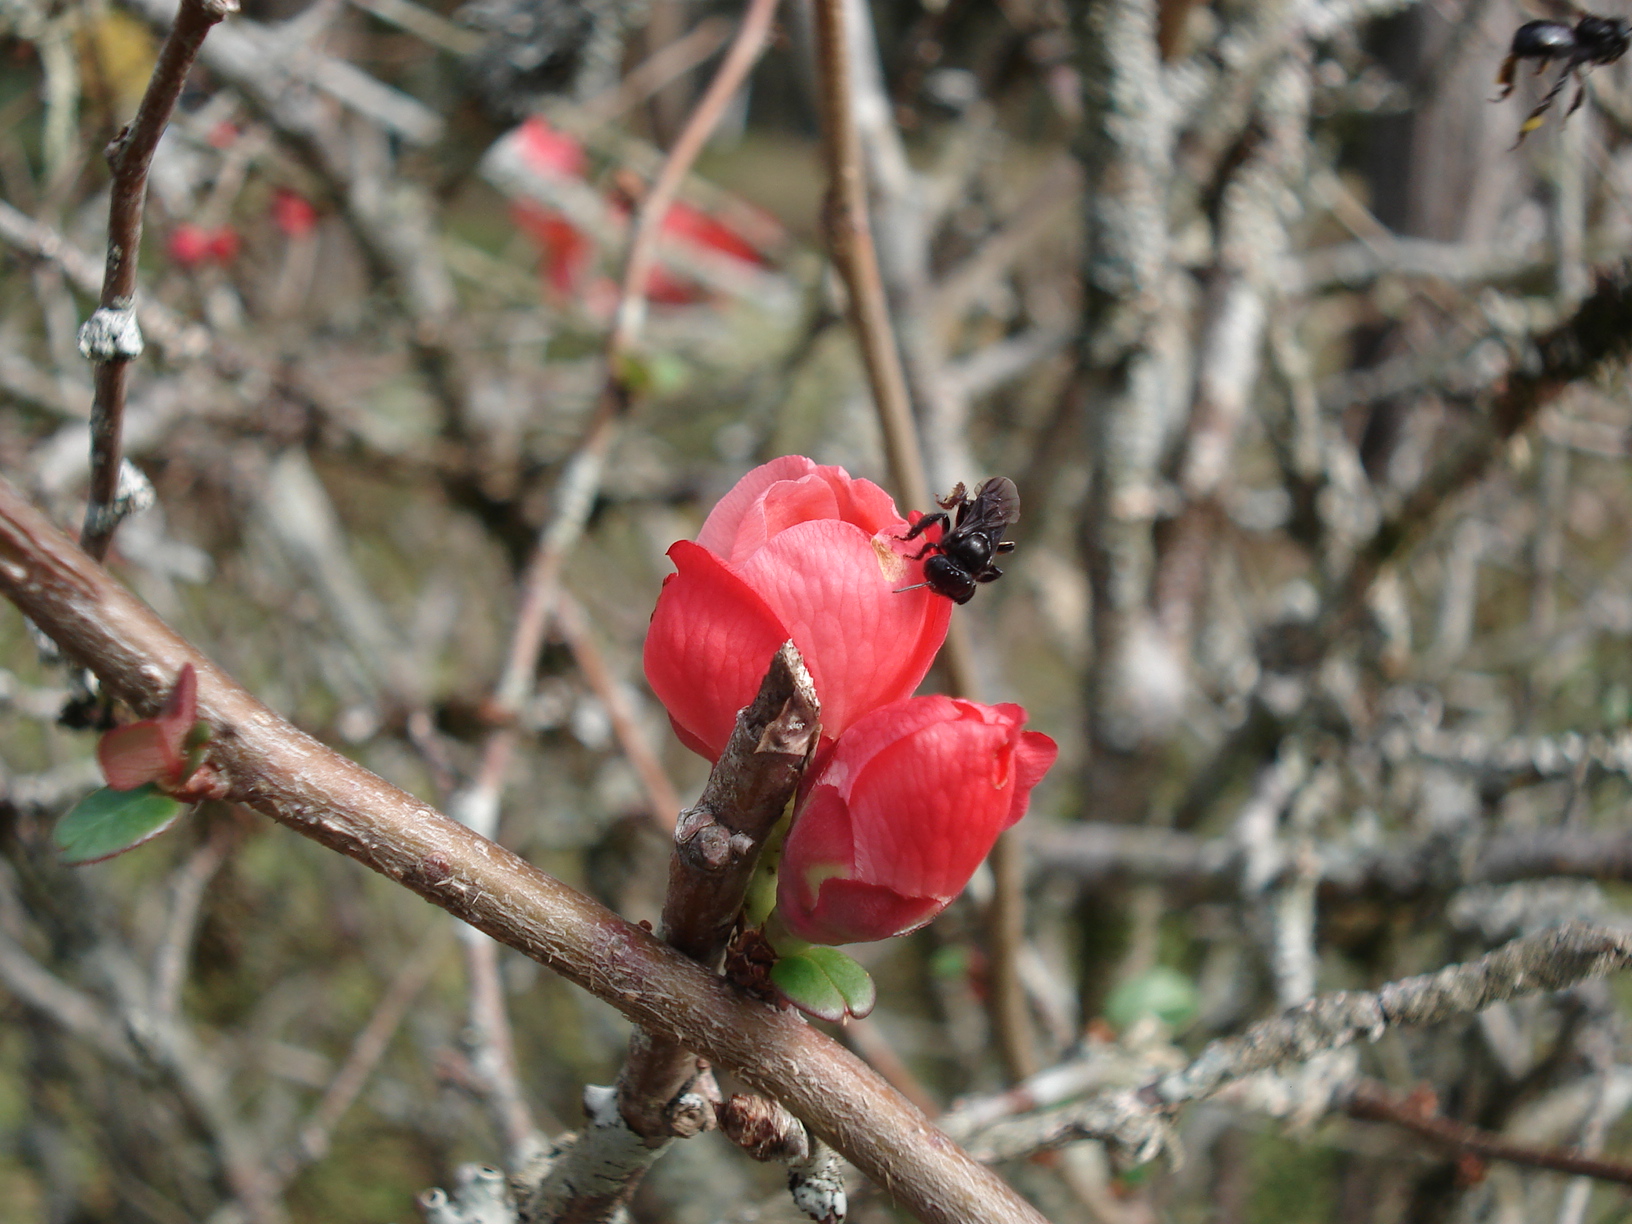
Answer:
[272,191,318,238]
[736,520,950,742]
[643,541,791,761]
[660,200,767,267]
[783,878,942,946]
[776,696,1056,944]
[696,456,821,559]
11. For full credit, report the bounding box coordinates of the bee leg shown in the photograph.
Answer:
[995,541,1017,555]
[1515,66,1574,144]
[976,567,1003,583]
[1566,76,1587,117]
[901,511,951,543]
[1494,54,1518,100]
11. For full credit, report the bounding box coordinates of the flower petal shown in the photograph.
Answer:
[737,520,950,741]
[782,878,943,946]
[696,456,819,559]
[844,709,1016,897]
[643,541,791,761]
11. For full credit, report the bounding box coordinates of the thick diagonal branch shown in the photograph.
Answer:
[0,478,1045,1224]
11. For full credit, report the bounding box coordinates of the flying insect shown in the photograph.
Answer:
[898,477,1020,605]
[1495,12,1631,144]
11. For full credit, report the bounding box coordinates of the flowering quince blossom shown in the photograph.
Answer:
[775,696,1057,945]
[643,456,953,761]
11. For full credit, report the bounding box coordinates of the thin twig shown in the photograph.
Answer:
[79,0,236,561]
[1343,1078,1632,1187]
[275,930,447,1184]
[809,0,1034,1080]
[444,0,785,1172]
[152,817,237,1023]
[964,922,1632,1164]
[554,591,681,832]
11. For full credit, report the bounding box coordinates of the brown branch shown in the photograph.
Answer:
[526,645,820,1217]
[1342,1078,1632,1187]
[619,643,819,1134]
[610,0,780,353]
[810,0,1034,1082]
[79,0,236,562]
[810,0,931,524]
[0,478,1046,1224]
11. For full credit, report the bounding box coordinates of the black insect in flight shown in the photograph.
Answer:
[898,477,1020,605]
[1495,11,1631,144]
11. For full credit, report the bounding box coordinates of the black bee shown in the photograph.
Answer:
[1495,13,1631,144]
[898,477,1020,604]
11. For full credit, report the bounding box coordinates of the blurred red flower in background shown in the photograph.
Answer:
[271,190,318,238]
[775,696,1057,945]
[167,223,239,268]
[643,456,952,761]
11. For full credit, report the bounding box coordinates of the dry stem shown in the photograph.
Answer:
[80,0,236,561]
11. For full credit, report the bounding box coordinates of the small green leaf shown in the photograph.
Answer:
[770,947,876,1022]
[1104,966,1200,1033]
[801,946,876,1018]
[54,784,185,866]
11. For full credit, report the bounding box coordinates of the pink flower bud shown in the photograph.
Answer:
[775,696,1056,945]
[643,457,952,761]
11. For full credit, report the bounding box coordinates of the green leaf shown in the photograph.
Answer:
[1104,966,1200,1033]
[770,947,876,1022]
[802,946,876,1017]
[54,784,185,866]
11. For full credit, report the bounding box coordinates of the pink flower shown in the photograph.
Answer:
[644,456,953,761]
[775,696,1057,945]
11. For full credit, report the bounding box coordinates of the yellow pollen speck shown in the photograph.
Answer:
[873,536,907,582]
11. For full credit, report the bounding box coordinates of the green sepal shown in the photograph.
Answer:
[54,784,185,866]
[770,945,877,1022]
[743,798,794,930]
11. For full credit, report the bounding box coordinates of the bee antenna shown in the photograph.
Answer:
[894,583,927,595]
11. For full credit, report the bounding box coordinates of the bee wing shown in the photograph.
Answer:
[969,477,1021,530]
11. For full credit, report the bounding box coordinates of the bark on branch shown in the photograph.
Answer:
[965,922,1632,1163]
